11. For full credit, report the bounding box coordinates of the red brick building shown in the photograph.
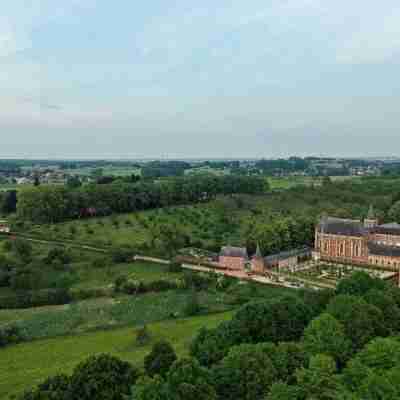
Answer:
[219,246,249,270]
[315,208,400,269]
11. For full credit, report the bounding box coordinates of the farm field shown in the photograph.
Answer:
[0,311,233,398]
[0,280,291,340]
[267,175,361,190]
[0,290,232,340]
[64,165,142,177]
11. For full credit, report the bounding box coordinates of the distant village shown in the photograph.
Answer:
[1,157,399,189]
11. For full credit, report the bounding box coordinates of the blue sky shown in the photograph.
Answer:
[1,1,400,158]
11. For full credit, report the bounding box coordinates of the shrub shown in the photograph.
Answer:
[181,272,213,291]
[69,287,113,301]
[144,341,177,377]
[0,324,25,348]
[19,374,70,400]
[92,258,108,269]
[184,290,201,316]
[44,247,72,265]
[136,325,151,346]
[111,247,133,263]
[168,261,182,273]
[12,238,32,262]
[0,288,72,309]
[2,240,13,252]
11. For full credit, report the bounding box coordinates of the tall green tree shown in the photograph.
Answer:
[212,344,277,400]
[302,313,351,365]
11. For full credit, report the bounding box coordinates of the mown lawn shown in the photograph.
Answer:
[0,311,233,398]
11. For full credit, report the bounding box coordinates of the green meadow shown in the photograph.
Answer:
[0,311,233,398]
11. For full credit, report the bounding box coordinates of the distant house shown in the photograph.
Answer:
[0,220,10,233]
[219,246,248,270]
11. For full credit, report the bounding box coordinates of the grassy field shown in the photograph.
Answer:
[0,311,233,398]
[267,175,361,190]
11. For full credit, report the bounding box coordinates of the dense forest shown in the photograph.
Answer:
[18,272,400,400]
[15,175,266,223]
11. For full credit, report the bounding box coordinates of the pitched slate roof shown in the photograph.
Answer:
[264,247,311,263]
[373,223,400,235]
[318,217,365,237]
[220,246,248,259]
[367,242,400,258]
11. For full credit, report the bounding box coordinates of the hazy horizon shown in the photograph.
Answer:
[1,1,400,158]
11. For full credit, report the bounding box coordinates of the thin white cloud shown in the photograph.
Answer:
[337,10,400,64]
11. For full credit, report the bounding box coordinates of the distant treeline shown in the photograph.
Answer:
[16,175,267,224]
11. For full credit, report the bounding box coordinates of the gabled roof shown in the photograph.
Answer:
[317,217,365,237]
[367,242,400,258]
[264,247,311,263]
[373,223,400,235]
[220,246,248,259]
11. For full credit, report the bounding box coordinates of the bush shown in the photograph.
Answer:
[0,288,72,309]
[144,341,177,377]
[184,290,201,316]
[136,325,151,346]
[92,258,108,269]
[2,240,13,252]
[44,247,72,265]
[12,238,32,262]
[181,272,213,291]
[0,324,25,348]
[19,374,70,400]
[168,261,182,273]
[69,287,113,301]
[111,247,133,263]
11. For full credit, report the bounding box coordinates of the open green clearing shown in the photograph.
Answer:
[0,311,233,398]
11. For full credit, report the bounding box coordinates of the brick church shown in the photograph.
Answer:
[315,206,400,269]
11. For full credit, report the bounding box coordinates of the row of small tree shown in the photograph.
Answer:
[16,175,267,223]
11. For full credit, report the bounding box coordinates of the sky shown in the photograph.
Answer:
[1,0,400,159]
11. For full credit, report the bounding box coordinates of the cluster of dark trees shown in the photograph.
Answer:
[16,175,267,224]
[0,239,75,310]
[141,161,192,178]
[0,190,17,214]
[20,272,400,400]
[255,157,311,175]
